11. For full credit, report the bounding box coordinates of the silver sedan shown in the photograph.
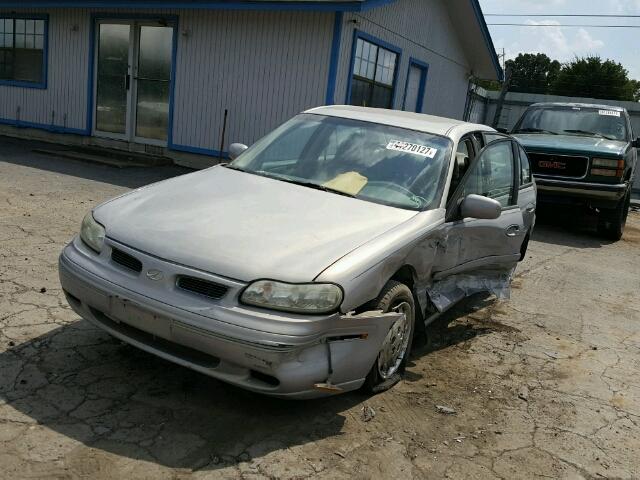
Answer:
[59,106,536,398]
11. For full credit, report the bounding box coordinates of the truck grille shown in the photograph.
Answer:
[111,248,143,273]
[177,276,228,300]
[528,152,588,178]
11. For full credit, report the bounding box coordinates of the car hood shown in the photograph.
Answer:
[514,134,628,156]
[94,166,418,283]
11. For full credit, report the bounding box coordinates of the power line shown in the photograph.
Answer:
[488,23,640,28]
[486,14,640,18]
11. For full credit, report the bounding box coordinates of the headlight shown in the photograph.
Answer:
[80,212,106,253]
[591,158,624,178]
[241,280,343,314]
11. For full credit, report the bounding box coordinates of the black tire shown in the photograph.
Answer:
[519,231,531,261]
[362,281,416,394]
[597,191,631,241]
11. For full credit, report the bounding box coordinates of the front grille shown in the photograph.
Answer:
[177,276,228,300]
[528,152,589,178]
[111,248,143,273]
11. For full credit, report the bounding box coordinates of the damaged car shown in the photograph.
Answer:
[59,106,536,399]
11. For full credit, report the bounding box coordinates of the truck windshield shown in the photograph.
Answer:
[514,107,628,141]
[229,114,453,211]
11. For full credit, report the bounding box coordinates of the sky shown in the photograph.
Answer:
[478,0,640,80]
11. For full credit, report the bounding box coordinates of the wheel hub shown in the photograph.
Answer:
[377,301,412,379]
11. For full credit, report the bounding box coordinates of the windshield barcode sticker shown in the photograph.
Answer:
[386,141,438,158]
[599,110,621,117]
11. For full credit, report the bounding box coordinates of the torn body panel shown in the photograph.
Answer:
[426,267,517,313]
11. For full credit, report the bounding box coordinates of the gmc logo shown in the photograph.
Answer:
[539,160,567,170]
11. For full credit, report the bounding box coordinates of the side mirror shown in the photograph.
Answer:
[632,138,640,149]
[460,194,501,220]
[228,143,249,160]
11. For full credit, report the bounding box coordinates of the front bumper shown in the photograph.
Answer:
[58,238,398,399]
[535,177,628,205]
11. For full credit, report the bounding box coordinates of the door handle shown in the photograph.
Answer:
[125,74,130,91]
[525,204,535,213]
[505,224,521,237]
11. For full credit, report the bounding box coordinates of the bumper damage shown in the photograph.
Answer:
[59,245,400,399]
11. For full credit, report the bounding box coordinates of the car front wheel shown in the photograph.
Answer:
[362,280,416,394]
[598,191,631,241]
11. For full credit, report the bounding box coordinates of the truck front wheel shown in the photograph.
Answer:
[597,191,631,241]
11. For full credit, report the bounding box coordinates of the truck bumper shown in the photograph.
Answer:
[535,178,628,207]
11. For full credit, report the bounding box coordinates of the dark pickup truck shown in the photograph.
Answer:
[511,102,638,240]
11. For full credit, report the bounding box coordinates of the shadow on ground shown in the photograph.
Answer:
[0,291,504,471]
[531,205,616,249]
[0,136,192,189]
[0,320,365,470]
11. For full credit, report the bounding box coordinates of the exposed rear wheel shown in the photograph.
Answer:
[597,191,631,241]
[362,281,415,394]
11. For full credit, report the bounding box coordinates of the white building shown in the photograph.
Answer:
[0,0,502,166]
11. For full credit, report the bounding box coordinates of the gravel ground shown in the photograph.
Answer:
[1,136,639,480]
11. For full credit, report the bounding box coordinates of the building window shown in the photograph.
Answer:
[0,17,47,86]
[349,36,399,109]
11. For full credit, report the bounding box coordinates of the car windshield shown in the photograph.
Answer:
[514,106,628,141]
[229,114,453,211]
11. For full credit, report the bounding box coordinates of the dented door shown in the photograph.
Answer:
[432,139,524,288]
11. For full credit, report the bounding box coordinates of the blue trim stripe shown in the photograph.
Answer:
[0,13,49,89]
[469,0,503,81]
[0,117,87,135]
[167,15,179,149]
[345,29,402,108]
[401,57,429,113]
[170,143,229,159]
[0,0,396,11]
[324,11,343,105]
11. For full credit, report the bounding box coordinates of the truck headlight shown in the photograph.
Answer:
[241,280,343,314]
[591,158,624,178]
[80,212,106,253]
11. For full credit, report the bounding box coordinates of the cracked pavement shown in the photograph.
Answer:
[1,136,640,479]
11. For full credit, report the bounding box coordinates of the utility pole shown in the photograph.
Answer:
[492,67,513,129]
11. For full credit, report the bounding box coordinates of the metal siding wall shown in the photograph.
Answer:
[335,0,471,119]
[0,9,89,130]
[1,8,333,150]
[172,10,334,151]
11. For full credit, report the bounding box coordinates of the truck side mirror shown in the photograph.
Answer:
[632,138,640,149]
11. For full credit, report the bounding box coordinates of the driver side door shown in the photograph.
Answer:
[432,138,525,280]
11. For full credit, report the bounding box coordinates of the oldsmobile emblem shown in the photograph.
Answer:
[146,269,164,281]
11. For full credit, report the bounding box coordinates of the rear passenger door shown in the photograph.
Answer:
[433,137,525,278]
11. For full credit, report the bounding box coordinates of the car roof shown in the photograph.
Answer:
[305,105,495,140]
[529,102,627,113]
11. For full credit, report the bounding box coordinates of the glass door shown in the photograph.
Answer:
[132,24,173,144]
[93,20,173,146]
[95,22,132,140]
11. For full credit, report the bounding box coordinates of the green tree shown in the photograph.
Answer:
[506,53,561,94]
[626,79,640,102]
[551,56,636,101]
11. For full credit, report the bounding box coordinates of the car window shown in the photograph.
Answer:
[484,132,508,145]
[460,140,515,208]
[518,145,532,186]
[448,137,475,201]
[232,114,453,211]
